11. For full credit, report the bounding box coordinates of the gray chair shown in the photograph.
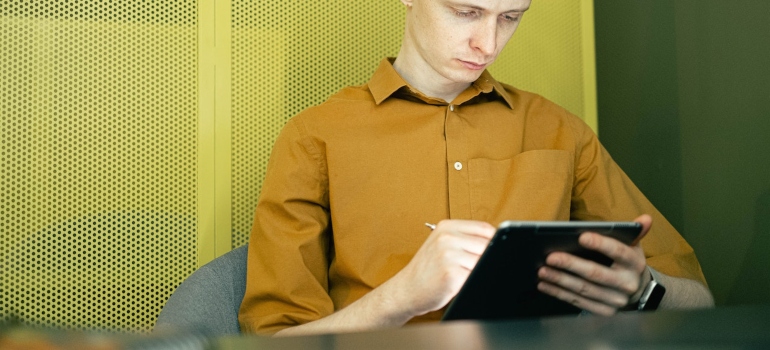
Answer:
[154,244,249,335]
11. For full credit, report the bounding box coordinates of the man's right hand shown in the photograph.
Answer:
[390,220,496,316]
[274,219,495,336]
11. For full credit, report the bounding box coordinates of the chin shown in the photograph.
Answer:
[450,71,484,84]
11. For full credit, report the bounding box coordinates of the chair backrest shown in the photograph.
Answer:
[153,244,249,335]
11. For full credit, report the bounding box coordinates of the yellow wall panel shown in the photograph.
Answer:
[2,4,198,332]
[490,0,597,128]
[231,26,287,248]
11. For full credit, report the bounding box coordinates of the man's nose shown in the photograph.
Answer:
[471,20,497,56]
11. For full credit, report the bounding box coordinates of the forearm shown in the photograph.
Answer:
[652,268,715,309]
[274,277,414,337]
[273,220,494,336]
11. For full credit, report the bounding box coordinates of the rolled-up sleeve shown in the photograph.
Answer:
[238,117,334,334]
[568,116,707,285]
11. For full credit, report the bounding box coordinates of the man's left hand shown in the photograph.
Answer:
[536,214,653,316]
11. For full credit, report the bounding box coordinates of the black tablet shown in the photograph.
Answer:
[441,221,642,321]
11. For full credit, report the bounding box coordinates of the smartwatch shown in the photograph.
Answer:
[637,268,666,311]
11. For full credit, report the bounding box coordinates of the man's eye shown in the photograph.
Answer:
[456,10,478,18]
[501,14,521,22]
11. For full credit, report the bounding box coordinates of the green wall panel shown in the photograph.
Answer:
[596,0,770,306]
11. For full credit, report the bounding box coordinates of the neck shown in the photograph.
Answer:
[392,46,470,103]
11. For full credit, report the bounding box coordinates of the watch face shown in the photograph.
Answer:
[641,282,666,311]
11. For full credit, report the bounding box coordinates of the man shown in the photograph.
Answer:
[239,0,713,335]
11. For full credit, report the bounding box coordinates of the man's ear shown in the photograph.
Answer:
[401,0,413,8]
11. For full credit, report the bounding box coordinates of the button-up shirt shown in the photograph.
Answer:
[238,58,707,334]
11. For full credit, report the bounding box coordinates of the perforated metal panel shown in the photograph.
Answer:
[1,1,198,332]
[490,0,594,124]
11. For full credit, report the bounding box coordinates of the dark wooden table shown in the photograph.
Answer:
[3,305,767,349]
[218,304,770,349]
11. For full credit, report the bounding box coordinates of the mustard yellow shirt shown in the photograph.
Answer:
[238,58,707,334]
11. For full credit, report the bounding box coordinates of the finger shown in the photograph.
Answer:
[538,266,629,308]
[459,234,493,255]
[429,242,486,273]
[575,214,652,263]
[545,252,640,295]
[577,232,644,269]
[435,220,496,239]
[537,281,618,317]
[631,214,652,245]
[432,231,492,256]
[453,248,486,271]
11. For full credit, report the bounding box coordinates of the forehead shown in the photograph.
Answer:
[435,0,532,12]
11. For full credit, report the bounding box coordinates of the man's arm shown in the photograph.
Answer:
[551,111,712,314]
[537,214,713,315]
[240,116,494,335]
[653,268,715,309]
[275,220,496,336]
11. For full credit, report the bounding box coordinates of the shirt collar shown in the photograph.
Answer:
[368,57,515,110]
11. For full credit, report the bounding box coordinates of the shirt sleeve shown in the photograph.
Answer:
[567,116,708,285]
[238,117,334,334]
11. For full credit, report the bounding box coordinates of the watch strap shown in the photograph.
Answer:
[637,267,666,311]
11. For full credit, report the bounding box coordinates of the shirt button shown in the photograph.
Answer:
[449,105,454,112]
[454,162,463,170]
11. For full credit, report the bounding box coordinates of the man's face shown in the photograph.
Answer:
[401,0,531,86]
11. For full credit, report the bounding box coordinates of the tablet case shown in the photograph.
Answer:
[441,221,642,321]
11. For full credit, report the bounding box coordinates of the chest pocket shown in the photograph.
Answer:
[469,150,573,225]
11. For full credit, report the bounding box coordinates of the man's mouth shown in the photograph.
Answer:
[459,60,487,71]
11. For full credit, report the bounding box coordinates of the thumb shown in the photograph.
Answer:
[631,214,652,245]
